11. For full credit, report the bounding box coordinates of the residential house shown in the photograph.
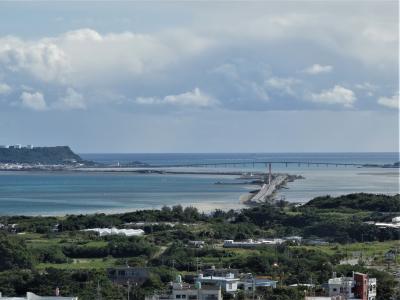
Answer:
[107,266,150,285]
[145,276,221,300]
[195,273,239,293]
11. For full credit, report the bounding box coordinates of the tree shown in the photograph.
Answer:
[0,233,32,271]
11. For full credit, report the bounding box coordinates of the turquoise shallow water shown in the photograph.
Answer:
[0,153,398,216]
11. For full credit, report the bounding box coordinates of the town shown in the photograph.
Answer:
[0,193,398,300]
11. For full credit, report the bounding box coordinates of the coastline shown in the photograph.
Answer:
[0,199,248,217]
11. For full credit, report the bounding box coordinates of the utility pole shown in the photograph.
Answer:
[252,277,255,300]
[268,163,272,185]
[127,280,130,300]
[96,280,102,300]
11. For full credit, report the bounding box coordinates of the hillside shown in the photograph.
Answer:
[0,146,83,164]
[304,193,400,212]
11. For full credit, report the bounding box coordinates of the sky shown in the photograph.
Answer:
[0,1,398,153]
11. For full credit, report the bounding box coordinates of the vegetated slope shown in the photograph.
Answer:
[0,146,83,164]
[304,193,400,212]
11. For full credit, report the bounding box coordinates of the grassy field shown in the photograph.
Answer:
[18,229,400,273]
[36,257,118,270]
[297,240,400,263]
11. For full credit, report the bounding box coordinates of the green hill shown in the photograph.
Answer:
[0,146,83,164]
[304,193,400,212]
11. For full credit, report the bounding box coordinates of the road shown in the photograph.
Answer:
[250,175,288,203]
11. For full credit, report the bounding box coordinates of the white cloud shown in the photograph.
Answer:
[137,88,217,108]
[20,91,47,111]
[265,77,300,95]
[53,88,86,110]
[378,93,399,109]
[204,7,398,66]
[0,28,213,87]
[355,82,378,96]
[302,64,333,75]
[63,28,103,42]
[311,85,356,108]
[355,82,378,91]
[0,37,70,83]
[136,97,159,105]
[0,3,397,113]
[363,27,398,43]
[0,83,11,94]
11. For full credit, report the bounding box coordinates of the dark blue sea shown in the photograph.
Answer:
[0,153,398,216]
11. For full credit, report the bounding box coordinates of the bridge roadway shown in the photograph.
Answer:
[145,161,364,168]
[250,175,288,203]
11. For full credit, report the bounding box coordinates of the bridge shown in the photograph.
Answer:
[146,161,365,168]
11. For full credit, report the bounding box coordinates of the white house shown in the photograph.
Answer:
[145,276,222,300]
[328,276,355,298]
[238,276,277,292]
[195,273,239,293]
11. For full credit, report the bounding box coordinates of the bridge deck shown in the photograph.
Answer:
[146,161,364,168]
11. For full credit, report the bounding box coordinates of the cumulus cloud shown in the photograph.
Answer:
[53,88,86,110]
[377,93,399,109]
[311,85,356,108]
[265,77,300,95]
[302,64,333,75]
[0,38,70,83]
[0,83,11,94]
[0,28,213,88]
[0,2,397,113]
[355,82,378,91]
[20,91,47,111]
[355,82,378,96]
[136,88,217,108]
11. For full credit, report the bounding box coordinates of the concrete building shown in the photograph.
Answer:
[188,241,205,248]
[326,272,376,300]
[223,238,283,248]
[238,275,277,292]
[328,276,354,298]
[305,297,346,300]
[392,216,400,223]
[145,276,222,300]
[0,292,77,300]
[366,278,376,300]
[202,267,239,278]
[282,236,303,244]
[107,266,150,285]
[195,273,239,293]
[369,216,400,229]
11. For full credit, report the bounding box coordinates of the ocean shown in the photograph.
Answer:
[0,152,398,216]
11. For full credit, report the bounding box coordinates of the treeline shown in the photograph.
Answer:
[305,193,400,212]
[2,193,399,244]
[0,233,157,268]
[0,232,32,272]
[63,236,157,259]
